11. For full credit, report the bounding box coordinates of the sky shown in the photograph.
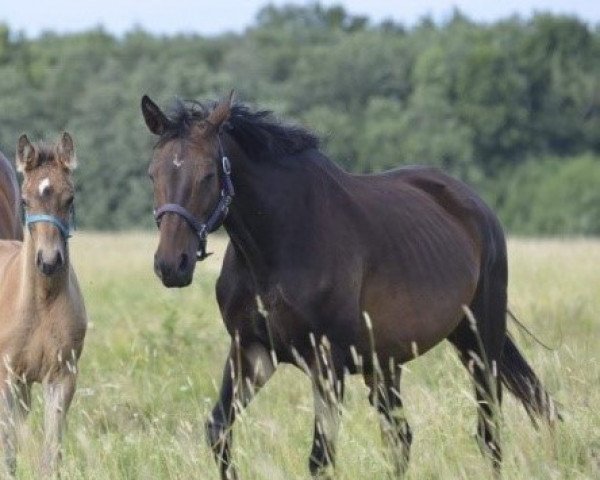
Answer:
[1,1,599,37]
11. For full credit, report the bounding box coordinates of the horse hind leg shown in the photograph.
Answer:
[448,265,507,473]
[365,365,412,478]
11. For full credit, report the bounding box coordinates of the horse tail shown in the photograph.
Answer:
[500,335,561,424]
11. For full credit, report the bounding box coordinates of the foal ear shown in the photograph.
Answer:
[16,134,37,173]
[206,90,235,129]
[141,95,169,136]
[57,132,77,170]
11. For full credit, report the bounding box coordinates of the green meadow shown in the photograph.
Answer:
[13,233,600,479]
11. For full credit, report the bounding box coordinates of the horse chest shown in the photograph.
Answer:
[8,309,85,381]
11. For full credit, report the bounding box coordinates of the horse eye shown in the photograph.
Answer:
[203,172,216,182]
[21,197,29,208]
[65,196,74,207]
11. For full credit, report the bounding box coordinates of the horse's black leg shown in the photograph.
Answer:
[305,338,345,479]
[365,366,412,477]
[448,259,507,473]
[206,339,275,480]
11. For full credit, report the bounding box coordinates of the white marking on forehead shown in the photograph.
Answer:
[173,154,183,168]
[38,177,51,196]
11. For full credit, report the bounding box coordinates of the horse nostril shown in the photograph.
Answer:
[178,253,189,273]
[55,251,64,268]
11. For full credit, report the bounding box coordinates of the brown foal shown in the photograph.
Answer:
[0,133,87,476]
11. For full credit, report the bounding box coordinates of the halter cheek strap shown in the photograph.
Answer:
[153,138,234,261]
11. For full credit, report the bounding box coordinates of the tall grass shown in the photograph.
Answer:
[13,233,600,479]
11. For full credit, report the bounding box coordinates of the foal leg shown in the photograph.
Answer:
[206,339,276,480]
[307,339,345,478]
[365,366,412,478]
[41,372,76,476]
[0,377,28,476]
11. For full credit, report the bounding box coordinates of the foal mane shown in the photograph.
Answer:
[159,99,320,162]
[27,143,60,169]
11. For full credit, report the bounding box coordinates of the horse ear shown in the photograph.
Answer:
[206,90,235,129]
[16,134,37,173]
[141,95,169,135]
[57,132,77,170]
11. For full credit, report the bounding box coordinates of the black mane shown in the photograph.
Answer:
[159,99,320,161]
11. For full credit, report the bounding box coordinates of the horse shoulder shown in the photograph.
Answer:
[216,243,271,342]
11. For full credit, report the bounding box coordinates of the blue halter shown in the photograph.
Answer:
[25,210,74,239]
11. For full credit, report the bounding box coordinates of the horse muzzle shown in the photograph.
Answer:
[36,249,65,276]
[153,252,194,288]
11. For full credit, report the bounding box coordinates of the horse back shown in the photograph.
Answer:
[0,152,23,240]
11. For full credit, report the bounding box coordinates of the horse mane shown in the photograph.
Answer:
[160,99,320,162]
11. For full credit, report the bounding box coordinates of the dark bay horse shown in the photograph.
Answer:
[141,93,559,479]
[0,151,23,240]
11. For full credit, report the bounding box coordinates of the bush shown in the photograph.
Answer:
[497,155,600,235]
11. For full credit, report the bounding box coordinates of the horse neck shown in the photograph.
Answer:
[20,230,70,305]
[221,137,319,281]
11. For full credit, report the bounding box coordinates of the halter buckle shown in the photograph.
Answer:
[222,156,231,175]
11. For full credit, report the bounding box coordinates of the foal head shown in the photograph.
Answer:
[16,133,77,276]
[141,93,233,287]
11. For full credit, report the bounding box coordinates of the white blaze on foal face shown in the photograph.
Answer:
[173,154,183,168]
[38,177,51,197]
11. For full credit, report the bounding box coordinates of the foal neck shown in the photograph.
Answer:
[21,231,69,303]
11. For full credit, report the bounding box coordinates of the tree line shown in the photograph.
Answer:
[0,4,598,234]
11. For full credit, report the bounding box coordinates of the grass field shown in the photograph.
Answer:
[12,233,600,479]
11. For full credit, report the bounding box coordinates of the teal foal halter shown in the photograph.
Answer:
[25,207,75,239]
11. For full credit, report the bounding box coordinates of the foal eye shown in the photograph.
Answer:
[21,197,29,208]
[203,172,216,182]
[65,196,74,207]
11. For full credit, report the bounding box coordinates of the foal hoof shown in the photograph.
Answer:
[4,457,16,477]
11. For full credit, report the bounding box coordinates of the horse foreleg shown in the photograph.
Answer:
[41,372,76,477]
[365,366,412,478]
[206,339,276,480]
[305,338,345,479]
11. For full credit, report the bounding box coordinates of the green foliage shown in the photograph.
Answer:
[497,155,600,235]
[0,6,598,234]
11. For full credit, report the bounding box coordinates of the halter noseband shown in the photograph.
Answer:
[153,137,235,261]
[25,207,75,240]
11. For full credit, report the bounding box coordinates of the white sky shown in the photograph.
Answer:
[1,1,599,37]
